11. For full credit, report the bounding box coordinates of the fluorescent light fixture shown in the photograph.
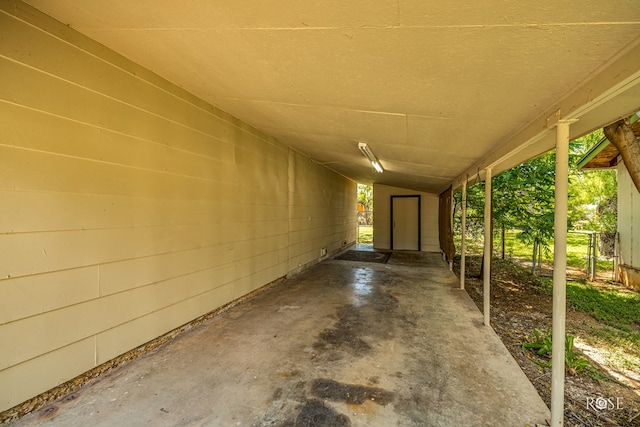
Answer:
[358,142,384,173]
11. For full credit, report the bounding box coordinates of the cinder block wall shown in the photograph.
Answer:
[372,184,439,252]
[0,1,356,412]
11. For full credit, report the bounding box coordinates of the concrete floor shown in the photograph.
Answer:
[12,251,550,426]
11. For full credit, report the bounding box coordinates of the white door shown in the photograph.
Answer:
[391,196,420,250]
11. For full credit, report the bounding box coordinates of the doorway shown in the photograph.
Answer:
[357,184,373,245]
[391,195,421,250]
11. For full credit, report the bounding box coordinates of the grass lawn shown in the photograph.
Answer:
[565,281,640,332]
[357,225,373,243]
[563,280,640,373]
[456,229,613,272]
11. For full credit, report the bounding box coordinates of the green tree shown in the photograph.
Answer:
[572,169,617,232]
[457,147,578,274]
[495,150,558,274]
[454,129,618,274]
[570,128,618,233]
[357,184,373,225]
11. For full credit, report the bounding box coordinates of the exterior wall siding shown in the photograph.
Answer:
[0,1,356,411]
[372,184,439,252]
[288,151,356,274]
[618,161,640,288]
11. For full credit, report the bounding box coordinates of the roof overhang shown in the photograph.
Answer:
[452,40,640,188]
[577,139,619,169]
[577,111,640,170]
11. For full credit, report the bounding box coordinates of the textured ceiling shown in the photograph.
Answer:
[24,0,640,192]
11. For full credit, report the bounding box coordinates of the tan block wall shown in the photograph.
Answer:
[0,2,355,412]
[372,184,439,252]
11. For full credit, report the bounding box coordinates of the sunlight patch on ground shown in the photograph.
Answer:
[574,339,640,395]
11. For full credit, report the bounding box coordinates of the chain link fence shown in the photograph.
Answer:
[453,217,616,279]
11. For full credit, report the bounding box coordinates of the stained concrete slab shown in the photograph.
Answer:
[10,251,550,426]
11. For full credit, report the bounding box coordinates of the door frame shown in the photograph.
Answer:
[390,195,421,250]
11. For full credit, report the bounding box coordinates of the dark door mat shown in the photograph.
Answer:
[335,250,391,264]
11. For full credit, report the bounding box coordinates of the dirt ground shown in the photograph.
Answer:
[454,256,640,427]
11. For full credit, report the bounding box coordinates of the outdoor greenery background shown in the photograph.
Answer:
[356,128,640,412]
[451,128,618,273]
[356,129,618,265]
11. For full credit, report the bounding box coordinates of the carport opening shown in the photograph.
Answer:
[336,184,390,263]
[356,184,373,247]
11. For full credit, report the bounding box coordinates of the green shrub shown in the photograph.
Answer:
[522,329,590,374]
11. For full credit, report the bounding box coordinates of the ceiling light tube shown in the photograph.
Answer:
[358,142,384,173]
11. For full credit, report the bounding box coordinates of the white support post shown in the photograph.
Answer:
[551,120,572,426]
[450,190,455,271]
[483,168,492,327]
[460,179,467,290]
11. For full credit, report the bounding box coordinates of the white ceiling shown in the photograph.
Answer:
[25,0,640,192]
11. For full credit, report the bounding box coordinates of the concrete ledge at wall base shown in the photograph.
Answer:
[0,275,286,425]
[619,264,640,289]
[286,241,356,279]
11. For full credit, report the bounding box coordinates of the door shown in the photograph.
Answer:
[391,195,421,250]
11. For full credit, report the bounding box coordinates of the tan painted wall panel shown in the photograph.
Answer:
[234,133,288,162]
[0,145,220,199]
[0,337,95,412]
[287,150,356,272]
[237,188,289,208]
[235,249,287,279]
[0,31,244,158]
[0,12,224,138]
[0,266,233,370]
[1,223,240,279]
[0,191,239,234]
[233,265,287,298]
[95,282,236,364]
[98,246,235,296]
[0,4,355,411]
[1,1,221,117]
[234,233,289,254]
[0,267,99,323]
[288,227,350,247]
[233,221,289,243]
[0,115,237,185]
[234,205,289,223]
[0,102,170,172]
[288,216,355,232]
[166,148,238,181]
[0,60,190,148]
